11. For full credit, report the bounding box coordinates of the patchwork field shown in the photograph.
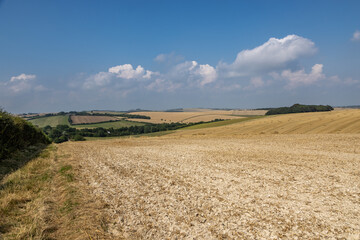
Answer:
[128,109,265,123]
[29,115,70,128]
[48,109,360,239]
[28,115,144,129]
[70,115,118,124]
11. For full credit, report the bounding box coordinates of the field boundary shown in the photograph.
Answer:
[181,116,265,130]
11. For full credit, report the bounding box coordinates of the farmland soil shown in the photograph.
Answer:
[59,134,360,239]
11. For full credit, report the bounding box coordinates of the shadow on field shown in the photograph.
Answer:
[0,144,48,184]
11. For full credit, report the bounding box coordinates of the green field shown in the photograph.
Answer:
[28,116,145,129]
[29,115,70,128]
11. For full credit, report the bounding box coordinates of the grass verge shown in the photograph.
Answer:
[0,145,57,239]
[0,143,111,239]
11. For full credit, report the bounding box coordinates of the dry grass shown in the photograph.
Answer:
[70,115,118,124]
[0,145,111,240]
[0,145,56,239]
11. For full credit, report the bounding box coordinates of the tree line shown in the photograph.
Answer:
[265,104,334,115]
[42,120,224,143]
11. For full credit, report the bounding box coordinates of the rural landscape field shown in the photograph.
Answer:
[2,108,359,239]
[127,109,265,123]
[1,1,360,239]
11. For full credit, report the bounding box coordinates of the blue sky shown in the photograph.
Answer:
[1,0,359,113]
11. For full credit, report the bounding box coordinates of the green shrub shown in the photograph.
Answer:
[0,109,51,160]
[73,134,85,141]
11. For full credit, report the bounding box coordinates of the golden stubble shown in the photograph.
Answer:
[59,129,360,239]
[127,109,265,123]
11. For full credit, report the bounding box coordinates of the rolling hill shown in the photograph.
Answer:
[174,109,360,137]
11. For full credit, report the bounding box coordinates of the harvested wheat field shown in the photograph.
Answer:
[127,110,259,123]
[56,109,360,239]
[70,115,118,124]
[175,109,360,137]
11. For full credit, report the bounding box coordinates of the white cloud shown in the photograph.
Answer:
[143,70,154,79]
[352,30,360,41]
[219,35,317,77]
[4,73,44,93]
[108,64,146,79]
[108,64,158,80]
[281,64,325,88]
[84,64,158,90]
[195,64,217,86]
[81,35,345,94]
[10,73,36,82]
[170,61,217,87]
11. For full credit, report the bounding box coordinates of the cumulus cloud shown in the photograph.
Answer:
[84,64,157,90]
[218,35,317,77]
[352,30,360,41]
[195,64,217,86]
[109,64,149,79]
[281,64,325,88]
[2,73,45,94]
[81,35,340,94]
[168,60,217,87]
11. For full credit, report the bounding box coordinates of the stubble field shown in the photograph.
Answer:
[57,109,360,239]
[127,109,265,123]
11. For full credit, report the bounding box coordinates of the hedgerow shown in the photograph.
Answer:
[0,109,51,159]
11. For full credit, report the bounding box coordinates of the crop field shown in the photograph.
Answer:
[28,115,144,129]
[70,115,118,124]
[29,115,70,128]
[175,109,360,137]
[127,109,263,123]
[51,109,360,239]
[72,120,145,129]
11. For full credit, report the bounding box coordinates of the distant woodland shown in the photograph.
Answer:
[265,104,334,115]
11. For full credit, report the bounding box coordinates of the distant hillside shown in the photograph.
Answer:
[173,109,360,136]
[0,109,50,159]
[265,104,333,115]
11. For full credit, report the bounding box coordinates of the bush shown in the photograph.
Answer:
[73,135,85,141]
[0,109,50,160]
